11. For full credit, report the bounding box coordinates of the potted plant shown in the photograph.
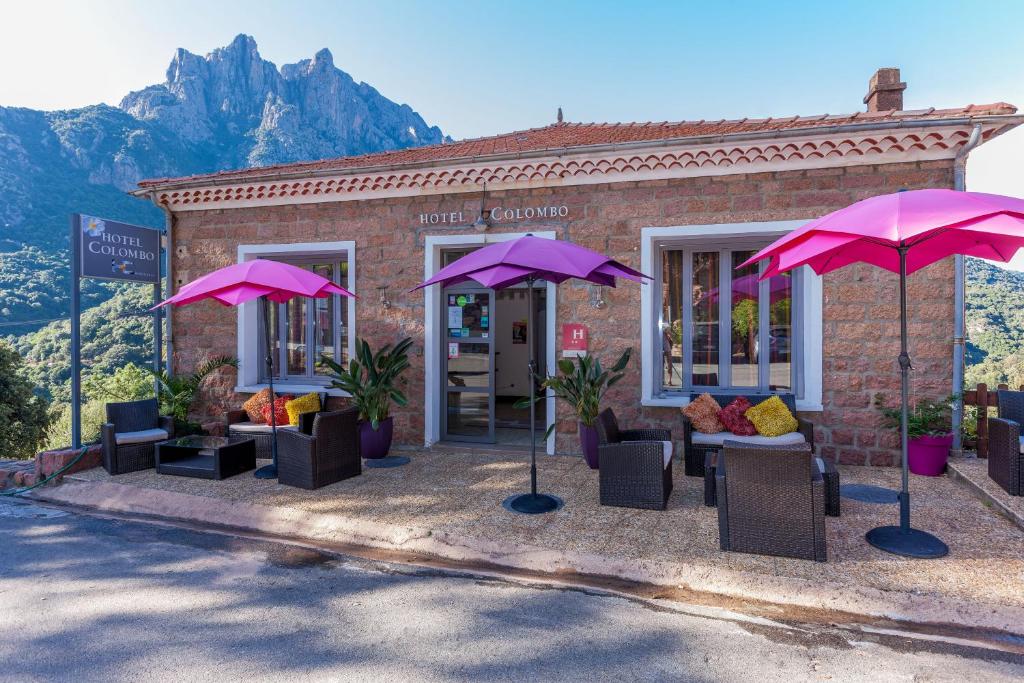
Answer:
[518,348,631,468]
[148,356,238,435]
[321,337,412,459]
[875,393,955,476]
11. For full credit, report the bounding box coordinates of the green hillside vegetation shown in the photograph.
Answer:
[965,257,1024,388]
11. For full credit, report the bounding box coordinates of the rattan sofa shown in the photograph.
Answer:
[226,392,327,459]
[681,393,814,477]
[716,441,827,562]
[277,407,360,490]
[988,390,1024,496]
[101,399,174,475]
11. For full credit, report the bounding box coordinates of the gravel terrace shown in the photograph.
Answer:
[69,447,1024,615]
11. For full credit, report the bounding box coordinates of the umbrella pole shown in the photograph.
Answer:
[254,295,279,479]
[865,246,947,558]
[506,277,560,515]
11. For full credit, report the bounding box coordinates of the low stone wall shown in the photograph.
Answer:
[0,445,102,491]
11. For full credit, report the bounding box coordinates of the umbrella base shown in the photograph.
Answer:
[503,493,563,515]
[866,525,949,559]
[254,464,278,479]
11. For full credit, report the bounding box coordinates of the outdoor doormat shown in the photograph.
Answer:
[363,456,411,468]
[840,484,899,504]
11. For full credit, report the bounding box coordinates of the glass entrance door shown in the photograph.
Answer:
[442,288,496,442]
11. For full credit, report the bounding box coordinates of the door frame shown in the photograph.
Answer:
[424,231,557,454]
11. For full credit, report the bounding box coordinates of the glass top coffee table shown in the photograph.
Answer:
[155,435,256,480]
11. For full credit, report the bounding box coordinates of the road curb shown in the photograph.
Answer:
[32,479,1024,637]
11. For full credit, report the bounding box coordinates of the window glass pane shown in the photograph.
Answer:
[446,392,490,437]
[286,295,307,375]
[312,264,335,375]
[769,271,793,391]
[447,342,490,387]
[446,293,490,338]
[268,302,280,378]
[691,252,719,387]
[661,251,684,388]
[731,250,759,387]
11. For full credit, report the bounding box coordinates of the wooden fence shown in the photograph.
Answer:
[963,382,1024,459]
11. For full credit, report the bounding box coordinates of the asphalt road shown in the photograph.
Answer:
[0,496,1021,682]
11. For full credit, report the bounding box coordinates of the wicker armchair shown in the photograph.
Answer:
[598,441,673,510]
[101,399,174,475]
[989,391,1024,496]
[716,441,827,562]
[596,408,672,445]
[277,408,360,490]
[682,393,814,477]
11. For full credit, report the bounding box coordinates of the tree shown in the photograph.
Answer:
[0,341,50,459]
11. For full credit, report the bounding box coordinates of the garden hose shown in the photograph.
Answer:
[0,447,89,497]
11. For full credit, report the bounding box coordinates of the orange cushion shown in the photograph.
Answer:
[242,388,273,423]
[681,393,724,433]
[260,395,293,426]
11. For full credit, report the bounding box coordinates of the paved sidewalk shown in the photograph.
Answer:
[56,447,1024,634]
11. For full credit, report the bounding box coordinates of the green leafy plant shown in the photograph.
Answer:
[320,337,413,429]
[516,348,632,439]
[147,356,238,426]
[0,341,50,459]
[874,393,955,438]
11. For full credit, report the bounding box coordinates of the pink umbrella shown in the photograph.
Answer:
[154,259,354,479]
[413,234,649,515]
[743,189,1024,559]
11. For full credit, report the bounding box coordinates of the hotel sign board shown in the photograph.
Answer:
[78,214,160,283]
[562,323,588,358]
[419,204,570,226]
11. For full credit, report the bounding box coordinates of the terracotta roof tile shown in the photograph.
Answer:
[138,102,1018,188]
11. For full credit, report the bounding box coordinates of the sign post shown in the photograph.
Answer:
[70,214,162,448]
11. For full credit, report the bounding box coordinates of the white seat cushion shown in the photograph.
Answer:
[692,430,806,447]
[228,422,297,434]
[115,428,169,445]
[622,440,674,469]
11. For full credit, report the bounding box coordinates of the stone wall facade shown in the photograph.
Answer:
[170,160,955,466]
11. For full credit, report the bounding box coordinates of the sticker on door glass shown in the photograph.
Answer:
[481,305,489,315]
[480,316,489,328]
[448,306,463,329]
[448,294,457,305]
[461,328,470,337]
[448,342,460,359]
[456,295,468,306]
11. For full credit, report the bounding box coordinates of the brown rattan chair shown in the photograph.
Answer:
[101,399,174,475]
[716,441,827,562]
[598,441,673,510]
[681,393,814,477]
[277,407,360,489]
[988,390,1024,496]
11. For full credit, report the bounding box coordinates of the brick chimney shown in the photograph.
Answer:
[864,68,907,112]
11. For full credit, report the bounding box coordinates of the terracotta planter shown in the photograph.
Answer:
[579,422,600,469]
[908,433,952,476]
[359,417,394,459]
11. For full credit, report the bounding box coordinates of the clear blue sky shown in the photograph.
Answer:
[2,0,1022,139]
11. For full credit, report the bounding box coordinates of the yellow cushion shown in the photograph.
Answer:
[744,396,799,437]
[285,392,321,426]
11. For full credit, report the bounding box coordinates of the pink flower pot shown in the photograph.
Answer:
[907,433,952,476]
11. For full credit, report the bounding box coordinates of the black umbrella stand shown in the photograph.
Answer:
[865,245,948,558]
[254,295,280,479]
[506,277,561,514]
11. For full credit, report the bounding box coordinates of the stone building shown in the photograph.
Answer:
[136,69,1022,466]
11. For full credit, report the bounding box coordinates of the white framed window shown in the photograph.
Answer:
[236,241,356,396]
[640,222,823,411]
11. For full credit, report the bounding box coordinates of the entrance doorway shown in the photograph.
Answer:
[441,251,546,446]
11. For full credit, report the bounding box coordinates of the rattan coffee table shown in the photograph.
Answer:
[156,435,256,480]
